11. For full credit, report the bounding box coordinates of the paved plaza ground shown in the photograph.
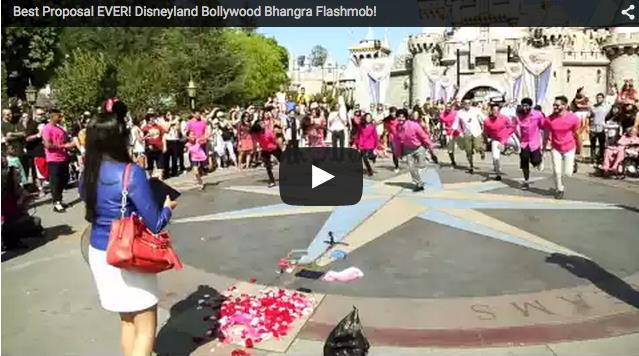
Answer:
[2,152,639,356]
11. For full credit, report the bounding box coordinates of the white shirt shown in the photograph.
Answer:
[457,108,484,137]
[328,111,347,132]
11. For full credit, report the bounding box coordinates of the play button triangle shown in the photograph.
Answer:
[312,165,334,189]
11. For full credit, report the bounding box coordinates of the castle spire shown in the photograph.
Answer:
[366,27,375,40]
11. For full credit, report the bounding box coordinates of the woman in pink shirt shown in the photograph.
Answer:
[257,116,281,188]
[602,127,639,174]
[483,102,518,181]
[383,108,400,172]
[516,98,545,189]
[543,95,582,199]
[355,113,379,176]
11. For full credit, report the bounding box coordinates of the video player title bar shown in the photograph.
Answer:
[2,0,636,27]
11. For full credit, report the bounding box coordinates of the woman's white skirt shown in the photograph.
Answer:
[88,246,159,313]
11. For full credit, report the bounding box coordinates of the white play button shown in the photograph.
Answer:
[311,165,334,189]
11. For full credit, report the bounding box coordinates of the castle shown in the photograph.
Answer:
[288,27,639,110]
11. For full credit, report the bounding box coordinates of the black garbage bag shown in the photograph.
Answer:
[323,306,370,356]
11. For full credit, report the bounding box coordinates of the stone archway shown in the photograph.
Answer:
[456,76,509,101]
[462,86,503,101]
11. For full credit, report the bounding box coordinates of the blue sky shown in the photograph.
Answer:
[258,27,422,65]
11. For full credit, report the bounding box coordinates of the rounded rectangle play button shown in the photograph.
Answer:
[279,147,363,206]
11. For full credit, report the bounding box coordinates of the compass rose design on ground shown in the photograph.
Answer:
[173,169,621,266]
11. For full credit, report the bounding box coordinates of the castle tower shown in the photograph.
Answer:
[604,27,639,89]
[349,36,391,108]
[408,29,445,104]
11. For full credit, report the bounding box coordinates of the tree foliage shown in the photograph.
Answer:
[222,30,289,105]
[157,28,243,109]
[310,45,328,67]
[59,27,161,61]
[52,49,108,117]
[116,54,173,117]
[1,27,61,98]
[1,63,8,106]
[4,27,291,114]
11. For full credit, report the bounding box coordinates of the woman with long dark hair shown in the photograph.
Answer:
[81,99,177,356]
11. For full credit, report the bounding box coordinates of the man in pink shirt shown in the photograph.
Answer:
[484,102,519,181]
[439,102,461,168]
[516,98,545,189]
[392,109,438,192]
[543,95,582,199]
[42,110,74,212]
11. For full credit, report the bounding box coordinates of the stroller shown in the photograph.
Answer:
[604,121,621,146]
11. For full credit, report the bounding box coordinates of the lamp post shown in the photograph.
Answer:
[186,77,197,111]
[25,78,37,121]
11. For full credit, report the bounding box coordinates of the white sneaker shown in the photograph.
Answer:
[393,168,400,173]
[537,160,544,172]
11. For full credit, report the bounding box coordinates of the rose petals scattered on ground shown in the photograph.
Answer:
[218,285,314,348]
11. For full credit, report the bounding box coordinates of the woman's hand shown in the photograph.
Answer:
[164,195,178,210]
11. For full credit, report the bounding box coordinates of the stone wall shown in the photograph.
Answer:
[388,73,410,107]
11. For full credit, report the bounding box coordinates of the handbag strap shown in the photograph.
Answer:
[120,163,132,218]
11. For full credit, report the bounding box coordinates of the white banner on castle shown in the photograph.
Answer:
[434,77,455,102]
[519,48,553,105]
[358,57,393,106]
[504,63,524,101]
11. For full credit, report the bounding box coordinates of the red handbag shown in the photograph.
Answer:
[106,163,183,273]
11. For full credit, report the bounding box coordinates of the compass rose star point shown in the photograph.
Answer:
[174,169,620,266]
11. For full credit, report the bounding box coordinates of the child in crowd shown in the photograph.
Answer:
[5,144,28,187]
[185,131,207,190]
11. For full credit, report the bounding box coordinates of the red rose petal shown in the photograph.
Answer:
[244,338,254,348]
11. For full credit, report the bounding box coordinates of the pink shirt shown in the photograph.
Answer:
[440,110,460,137]
[186,119,207,140]
[42,123,68,162]
[517,110,545,152]
[392,120,433,156]
[383,117,399,140]
[355,123,379,150]
[543,112,581,153]
[186,142,207,162]
[258,129,278,152]
[483,114,515,144]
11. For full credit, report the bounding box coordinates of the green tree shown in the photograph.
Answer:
[310,45,328,67]
[59,27,161,61]
[116,54,173,117]
[1,27,61,98]
[52,49,108,117]
[158,28,243,109]
[222,30,289,104]
[1,63,8,107]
